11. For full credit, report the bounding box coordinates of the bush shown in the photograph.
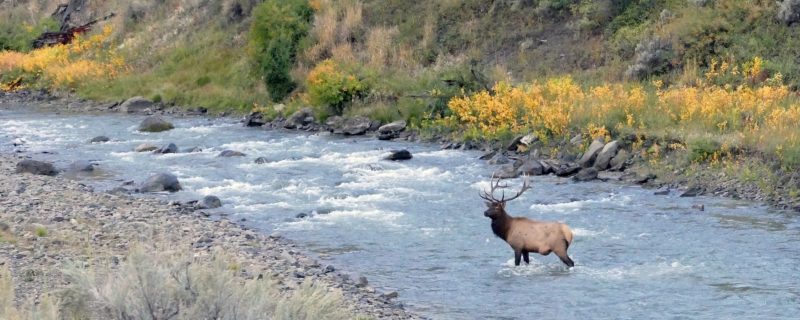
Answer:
[55,247,354,320]
[306,59,367,115]
[249,0,313,101]
[625,37,674,79]
[778,0,800,25]
[0,16,58,52]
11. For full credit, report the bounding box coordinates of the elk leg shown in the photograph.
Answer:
[522,251,530,264]
[514,251,522,266]
[554,248,574,268]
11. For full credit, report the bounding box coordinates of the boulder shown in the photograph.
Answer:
[342,117,372,135]
[89,135,110,143]
[153,143,178,154]
[68,160,96,172]
[284,107,315,129]
[138,116,174,132]
[377,120,407,140]
[139,173,182,192]
[555,164,581,177]
[518,159,544,176]
[495,164,520,179]
[254,157,270,164]
[594,140,620,170]
[16,160,58,176]
[609,149,630,171]
[488,153,511,165]
[578,139,605,167]
[218,150,246,157]
[120,96,154,113]
[680,186,704,197]
[507,133,538,151]
[135,143,158,152]
[378,120,406,134]
[244,112,265,127]
[385,150,412,161]
[479,150,497,160]
[573,168,599,182]
[197,195,222,209]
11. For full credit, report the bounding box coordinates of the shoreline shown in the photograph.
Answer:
[0,111,421,319]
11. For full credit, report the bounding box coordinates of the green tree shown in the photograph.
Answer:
[249,0,313,101]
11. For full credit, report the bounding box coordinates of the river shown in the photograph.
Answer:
[2,109,799,319]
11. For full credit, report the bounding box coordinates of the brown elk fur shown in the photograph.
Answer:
[481,177,575,267]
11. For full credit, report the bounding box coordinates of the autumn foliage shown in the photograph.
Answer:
[0,26,124,90]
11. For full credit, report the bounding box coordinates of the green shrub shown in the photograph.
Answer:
[688,137,721,162]
[249,0,313,101]
[0,16,58,52]
[306,60,367,115]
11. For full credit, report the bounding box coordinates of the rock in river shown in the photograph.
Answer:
[139,173,182,192]
[138,116,174,132]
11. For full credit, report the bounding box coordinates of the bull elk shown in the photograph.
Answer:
[481,176,575,267]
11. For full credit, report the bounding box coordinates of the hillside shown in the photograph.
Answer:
[4,0,800,208]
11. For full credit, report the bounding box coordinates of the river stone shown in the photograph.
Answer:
[578,139,605,167]
[555,164,581,177]
[609,149,630,171]
[518,159,545,176]
[134,143,158,152]
[138,116,174,132]
[254,157,269,164]
[342,117,372,135]
[573,167,599,182]
[495,164,520,179]
[120,96,153,113]
[594,140,620,170]
[680,186,704,197]
[89,135,110,143]
[15,160,58,176]
[488,153,511,165]
[244,111,265,127]
[284,107,315,129]
[385,150,412,161]
[197,195,222,209]
[218,150,246,157]
[153,143,178,154]
[378,120,406,134]
[68,160,95,172]
[139,173,182,192]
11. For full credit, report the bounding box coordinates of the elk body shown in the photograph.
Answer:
[481,177,575,267]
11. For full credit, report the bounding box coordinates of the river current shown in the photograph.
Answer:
[1,110,799,319]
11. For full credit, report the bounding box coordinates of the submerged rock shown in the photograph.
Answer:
[153,143,178,154]
[384,150,412,161]
[89,136,110,143]
[218,150,246,157]
[254,157,270,164]
[68,160,96,172]
[134,143,158,152]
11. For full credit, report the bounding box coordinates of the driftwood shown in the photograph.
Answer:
[31,12,115,49]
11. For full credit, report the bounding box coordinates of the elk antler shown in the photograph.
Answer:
[479,174,531,204]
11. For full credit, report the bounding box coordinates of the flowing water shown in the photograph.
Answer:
[2,109,799,319]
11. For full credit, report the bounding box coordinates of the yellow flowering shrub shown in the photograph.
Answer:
[306,59,366,115]
[445,59,800,166]
[0,26,125,90]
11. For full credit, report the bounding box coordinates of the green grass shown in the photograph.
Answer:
[77,28,268,114]
[34,226,47,238]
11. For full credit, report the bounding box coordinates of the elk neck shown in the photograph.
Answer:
[490,211,512,240]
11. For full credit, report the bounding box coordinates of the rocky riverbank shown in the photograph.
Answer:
[4,89,799,214]
[0,152,419,319]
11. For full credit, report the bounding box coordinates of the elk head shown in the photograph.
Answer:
[479,175,530,219]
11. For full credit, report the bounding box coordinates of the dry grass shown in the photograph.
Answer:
[1,247,355,320]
